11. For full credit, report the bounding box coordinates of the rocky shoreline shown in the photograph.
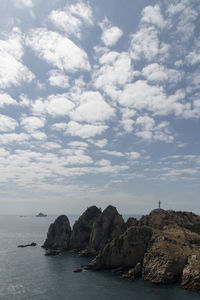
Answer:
[42,206,200,291]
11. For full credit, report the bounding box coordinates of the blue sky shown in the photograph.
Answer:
[0,0,200,214]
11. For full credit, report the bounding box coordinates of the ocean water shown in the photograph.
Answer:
[0,215,199,300]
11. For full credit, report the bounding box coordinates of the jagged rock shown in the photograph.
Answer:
[42,215,71,250]
[125,217,139,229]
[181,259,200,290]
[18,242,37,248]
[140,209,200,232]
[87,226,152,270]
[122,262,142,279]
[87,205,125,255]
[71,206,101,250]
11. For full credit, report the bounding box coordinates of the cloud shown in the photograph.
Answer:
[129,25,169,62]
[100,18,123,47]
[141,5,165,29]
[70,91,115,123]
[32,94,75,117]
[69,1,93,25]
[0,93,17,107]
[142,63,183,84]
[0,114,18,132]
[0,133,29,145]
[13,0,33,8]
[126,152,141,160]
[101,150,124,157]
[120,108,136,133]
[48,70,69,88]
[21,116,46,132]
[26,28,91,72]
[88,139,107,148]
[49,1,93,38]
[65,121,108,138]
[93,51,133,98]
[0,27,35,89]
[135,117,174,143]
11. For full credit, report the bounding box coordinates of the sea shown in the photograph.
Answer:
[0,214,199,300]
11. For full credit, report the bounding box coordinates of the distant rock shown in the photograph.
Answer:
[87,226,152,269]
[87,205,125,255]
[125,217,139,229]
[70,206,101,250]
[42,215,71,250]
[36,212,47,217]
[18,242,37,248]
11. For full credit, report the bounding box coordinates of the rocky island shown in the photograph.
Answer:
[42,206,200,291]
[36,212,47,217]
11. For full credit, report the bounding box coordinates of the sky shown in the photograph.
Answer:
[0,0,200,215]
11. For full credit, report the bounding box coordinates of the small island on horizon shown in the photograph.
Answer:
[36,212,47,217]
[41,205,200,291]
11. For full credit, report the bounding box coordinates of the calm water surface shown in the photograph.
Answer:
[0,215,199,300]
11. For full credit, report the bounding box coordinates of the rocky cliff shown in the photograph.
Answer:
[42,215,71,250]
[87,226,152,269]
[70,206,101,250]
[87,205,125,255]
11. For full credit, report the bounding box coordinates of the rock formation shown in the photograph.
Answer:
[42,215,71,250]
[181,259,200,290]
[87,226,152,269]
[42,206,200,291]
[70,206,101,250]
[86,205,125,255]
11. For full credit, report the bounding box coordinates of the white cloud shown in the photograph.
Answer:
[70,91,115,123]
[186,39,200,66]
[48,70,69,88]
[69,1,93,25]
[49,10,82,38]
[65,121,108,138]
[49,1,93,38]
[129,25,169,61]
[0,93,17,107]
[120,108,136,133]
[100,18,123,47]
[141,5,165,28]
[19,94,32,107]
[0,133,29,145]
[13,0,33,8]
[32,94,75,117]
[68,141,88,149]
[94,51,133,98]
[142,63,182,84]
[101,150,124,157]
[135,117,174,143]
[0,114,18,132]
[88,139,107,148]
[127,152,141,160]
[26,28,91,72]
[0,27,35,89]
[21,116,46,132]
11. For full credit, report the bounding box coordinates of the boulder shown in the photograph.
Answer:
[42,215,71,250]
[18,242,37,248]
[181,259,200,290]
[87,205,125,255]
[87,226,152,269]
[45,249,60,256]
[71,206,101,250]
